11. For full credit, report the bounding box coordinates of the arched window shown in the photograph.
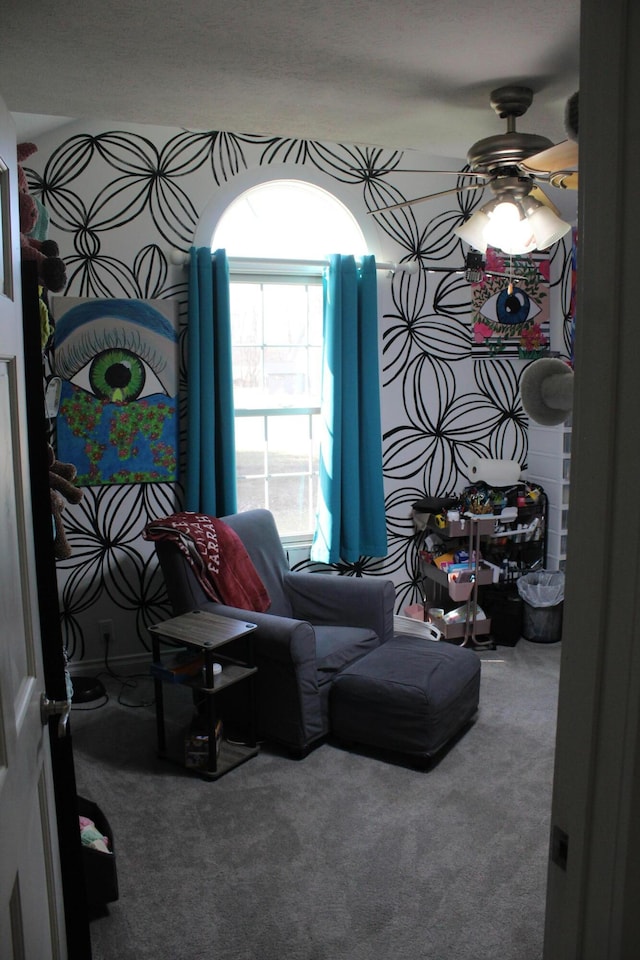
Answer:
[213,179,367,258]
[209,180,369,541]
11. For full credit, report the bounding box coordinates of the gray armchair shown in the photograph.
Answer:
[152,509,395,756]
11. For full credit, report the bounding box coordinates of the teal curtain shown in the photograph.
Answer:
[311,254,388,564]
[185,247,237,516]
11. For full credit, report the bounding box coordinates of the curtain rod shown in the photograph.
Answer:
[169,249,419,275]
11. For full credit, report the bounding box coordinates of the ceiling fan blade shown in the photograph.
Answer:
[521,140,579,175]
[352,167,491,179]
[385,169,492,179]
[548,170,579,190]
[369,181,486,214]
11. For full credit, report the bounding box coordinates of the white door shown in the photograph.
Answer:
[0,99,67,957]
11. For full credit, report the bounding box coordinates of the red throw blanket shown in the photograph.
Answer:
[144,512,271,612]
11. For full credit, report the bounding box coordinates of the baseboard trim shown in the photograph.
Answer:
[68,651,152,676]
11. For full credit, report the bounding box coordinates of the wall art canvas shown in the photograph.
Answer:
[471,249,550,358]
[53,297,179,485]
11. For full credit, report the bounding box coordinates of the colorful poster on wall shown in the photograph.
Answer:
[53,297,179,485]
[471,249,550,359]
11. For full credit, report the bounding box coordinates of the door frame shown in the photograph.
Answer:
[22,260,92,958]
[544,0,640,954]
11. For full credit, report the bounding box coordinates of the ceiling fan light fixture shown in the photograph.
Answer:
[524,204,572,249]
[488,200,521,227]
[454,210,490,253]
[483,200,537,255]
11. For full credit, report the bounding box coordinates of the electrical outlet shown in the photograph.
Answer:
[98,619,114,645]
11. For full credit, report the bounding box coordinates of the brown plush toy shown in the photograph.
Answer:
[18,142,66,294]
[48,444,83,560]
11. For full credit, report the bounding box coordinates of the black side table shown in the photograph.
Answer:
[149,609,258,780]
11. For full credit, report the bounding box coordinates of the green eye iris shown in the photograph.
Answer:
[89,349,146,403]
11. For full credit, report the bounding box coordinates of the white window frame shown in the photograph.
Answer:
[229,267,324,544]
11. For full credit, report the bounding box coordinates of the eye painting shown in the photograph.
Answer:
[53,297,179,486]
[478,286,541,326]
[70,348,166,402]
[470,251,550,359]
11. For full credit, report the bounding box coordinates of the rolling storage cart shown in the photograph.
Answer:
[420,514,495,649]
[416,483,547,648]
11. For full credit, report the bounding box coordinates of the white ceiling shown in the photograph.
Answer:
[2,0,580,161]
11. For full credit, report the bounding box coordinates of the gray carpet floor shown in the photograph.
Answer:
[71,638,561,960]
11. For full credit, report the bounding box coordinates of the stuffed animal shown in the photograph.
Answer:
[48,444,83,560]
[18,142,66,294]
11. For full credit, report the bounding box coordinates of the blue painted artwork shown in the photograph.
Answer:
[53,297,179,485]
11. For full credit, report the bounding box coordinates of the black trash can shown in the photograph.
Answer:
[517,571,564,643]
[481,585,523,646]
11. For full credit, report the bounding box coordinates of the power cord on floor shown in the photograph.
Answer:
[71,637,156,711]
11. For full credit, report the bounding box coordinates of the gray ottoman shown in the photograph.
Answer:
[330,634,481,759]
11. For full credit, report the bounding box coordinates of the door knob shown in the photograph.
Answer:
[40,693,71,738]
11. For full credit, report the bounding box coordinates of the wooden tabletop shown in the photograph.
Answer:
[149,609,257,650]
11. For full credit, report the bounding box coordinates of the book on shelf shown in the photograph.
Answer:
[150,650,204,684]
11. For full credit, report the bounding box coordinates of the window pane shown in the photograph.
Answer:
[265,414,319,537]
[263,285,308,345]
[308,346,322,399]
[232,345,264,405]
[308,285,323,344]
[268,475,315,538]
[266,415,313,473]
[235,413,320,536]
[235,417,265,475]
[232,283,262,344]
[264,346,315,402]
[311,410,321,459]
[236,476,268,513]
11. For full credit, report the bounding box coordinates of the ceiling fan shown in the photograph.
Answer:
[372,85,579,256]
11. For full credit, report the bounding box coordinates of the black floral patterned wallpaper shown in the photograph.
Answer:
[24,123,575,663]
